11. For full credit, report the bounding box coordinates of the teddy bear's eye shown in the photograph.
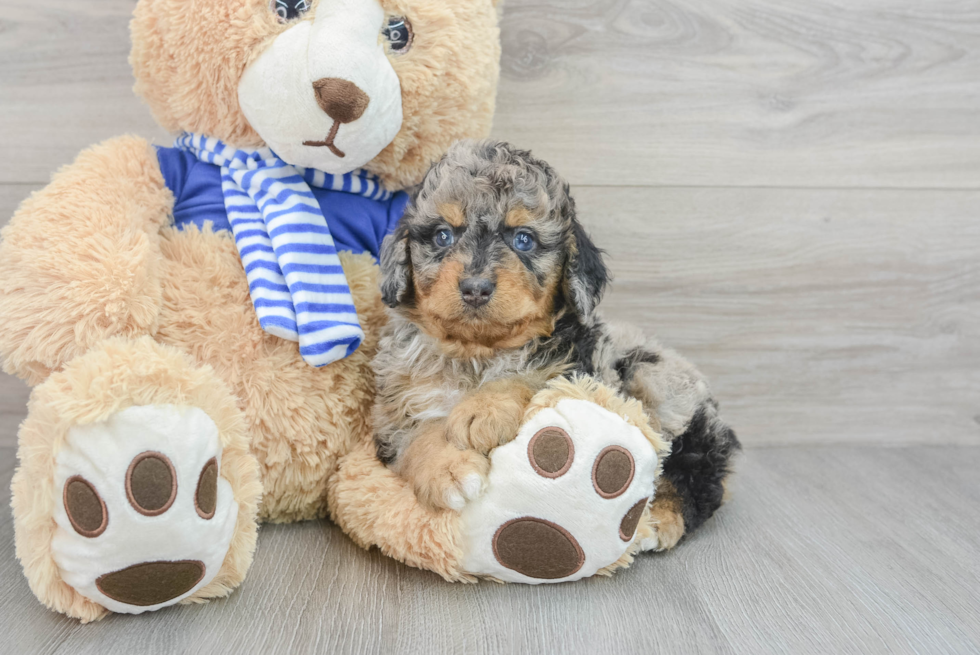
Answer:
[382,17,413,53]
[274,0,312,22]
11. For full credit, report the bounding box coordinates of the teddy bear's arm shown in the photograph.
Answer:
[0,136,174,384]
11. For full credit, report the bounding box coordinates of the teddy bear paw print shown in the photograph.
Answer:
[51,405,239,614]
[459,399,660,583]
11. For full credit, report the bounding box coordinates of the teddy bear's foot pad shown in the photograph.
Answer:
[461,398,660,584]
[52,405,238,614]
[96,560,205,606]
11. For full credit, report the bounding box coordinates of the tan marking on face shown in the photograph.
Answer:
[414,258,465,320]
[505,206,535,228]
[438,203,466,227]
[413,253,560,358]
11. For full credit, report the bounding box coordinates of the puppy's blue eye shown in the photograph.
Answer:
[434,229,455,248]
[513,231,536,252]
[274,0,311,22]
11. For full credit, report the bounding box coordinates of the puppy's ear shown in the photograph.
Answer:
[379,221,413,308]
[561,189,608,320]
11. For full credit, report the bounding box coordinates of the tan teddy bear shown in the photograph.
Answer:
[0,0,501,621]
[0,0,737,623]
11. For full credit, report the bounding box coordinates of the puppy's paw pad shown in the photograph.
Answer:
[52,405,239,614]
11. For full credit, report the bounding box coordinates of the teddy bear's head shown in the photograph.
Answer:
[130,0,501,189]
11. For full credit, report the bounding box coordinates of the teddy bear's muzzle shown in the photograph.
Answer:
[303,77,372,158]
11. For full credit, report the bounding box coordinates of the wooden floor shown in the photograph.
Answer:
[1,0,979,653]
[0,443,977,655]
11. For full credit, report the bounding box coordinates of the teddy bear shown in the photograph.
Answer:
[0,0,502,621]
[0,0,738,622]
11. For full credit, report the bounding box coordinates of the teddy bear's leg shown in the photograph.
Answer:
[609,324,741,551]
[458,378,671,583]
[0,136,172,385]
[10,336,262,621]
[328,438,473,582]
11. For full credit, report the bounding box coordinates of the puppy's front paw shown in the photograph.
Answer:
[639,482,686,552]
[447,388,529,454]
[411,448,490,512]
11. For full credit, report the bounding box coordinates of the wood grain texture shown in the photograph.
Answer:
[2,445,978,655]
[495,0,980,188]
[0,372,29,449]
[2,1,980,187]
[0,0,170,185]
[574,186,980,447]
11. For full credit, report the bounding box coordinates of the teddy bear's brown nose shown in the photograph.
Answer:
[312,78,370,124]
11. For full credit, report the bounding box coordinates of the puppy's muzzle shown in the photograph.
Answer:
[460,277,495,308]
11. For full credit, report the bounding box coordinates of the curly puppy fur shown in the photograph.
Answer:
[372,140,740,544]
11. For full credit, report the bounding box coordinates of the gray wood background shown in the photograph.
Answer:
[1,0,978,653]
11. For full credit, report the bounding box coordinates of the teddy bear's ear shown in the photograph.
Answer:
[379,221,413,308]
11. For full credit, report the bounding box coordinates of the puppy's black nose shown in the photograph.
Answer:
[459,277,495,308]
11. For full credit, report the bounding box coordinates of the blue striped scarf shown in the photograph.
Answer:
[176,133,393,367]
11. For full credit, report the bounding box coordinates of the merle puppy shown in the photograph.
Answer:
[373,140,739,550]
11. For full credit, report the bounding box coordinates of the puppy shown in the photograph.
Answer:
[373,140,739,550]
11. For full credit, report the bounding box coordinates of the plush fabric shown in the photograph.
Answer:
[174,133,401,365]
[155,146,409,255]
[237,0,403,172]
[10,337,262,622]
[459,397,663,584]
[0,0,737,619]
[0,136,172,385]
[155,227,388,522]
[130,0,500,190]
[52,404,241,614]
[328,376,671,582]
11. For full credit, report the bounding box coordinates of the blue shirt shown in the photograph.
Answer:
[156,146,410,258]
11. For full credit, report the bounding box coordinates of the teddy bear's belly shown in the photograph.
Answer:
[151,226,388,522]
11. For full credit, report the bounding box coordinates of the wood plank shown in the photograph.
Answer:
[494,0,980,188]
[0,187,36,448]
[2,445,978,654]
[0,373,29,450]
[3,184,979,448]
[0,0,171,185]
[1,1,979,188]
[581,185,980,446]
